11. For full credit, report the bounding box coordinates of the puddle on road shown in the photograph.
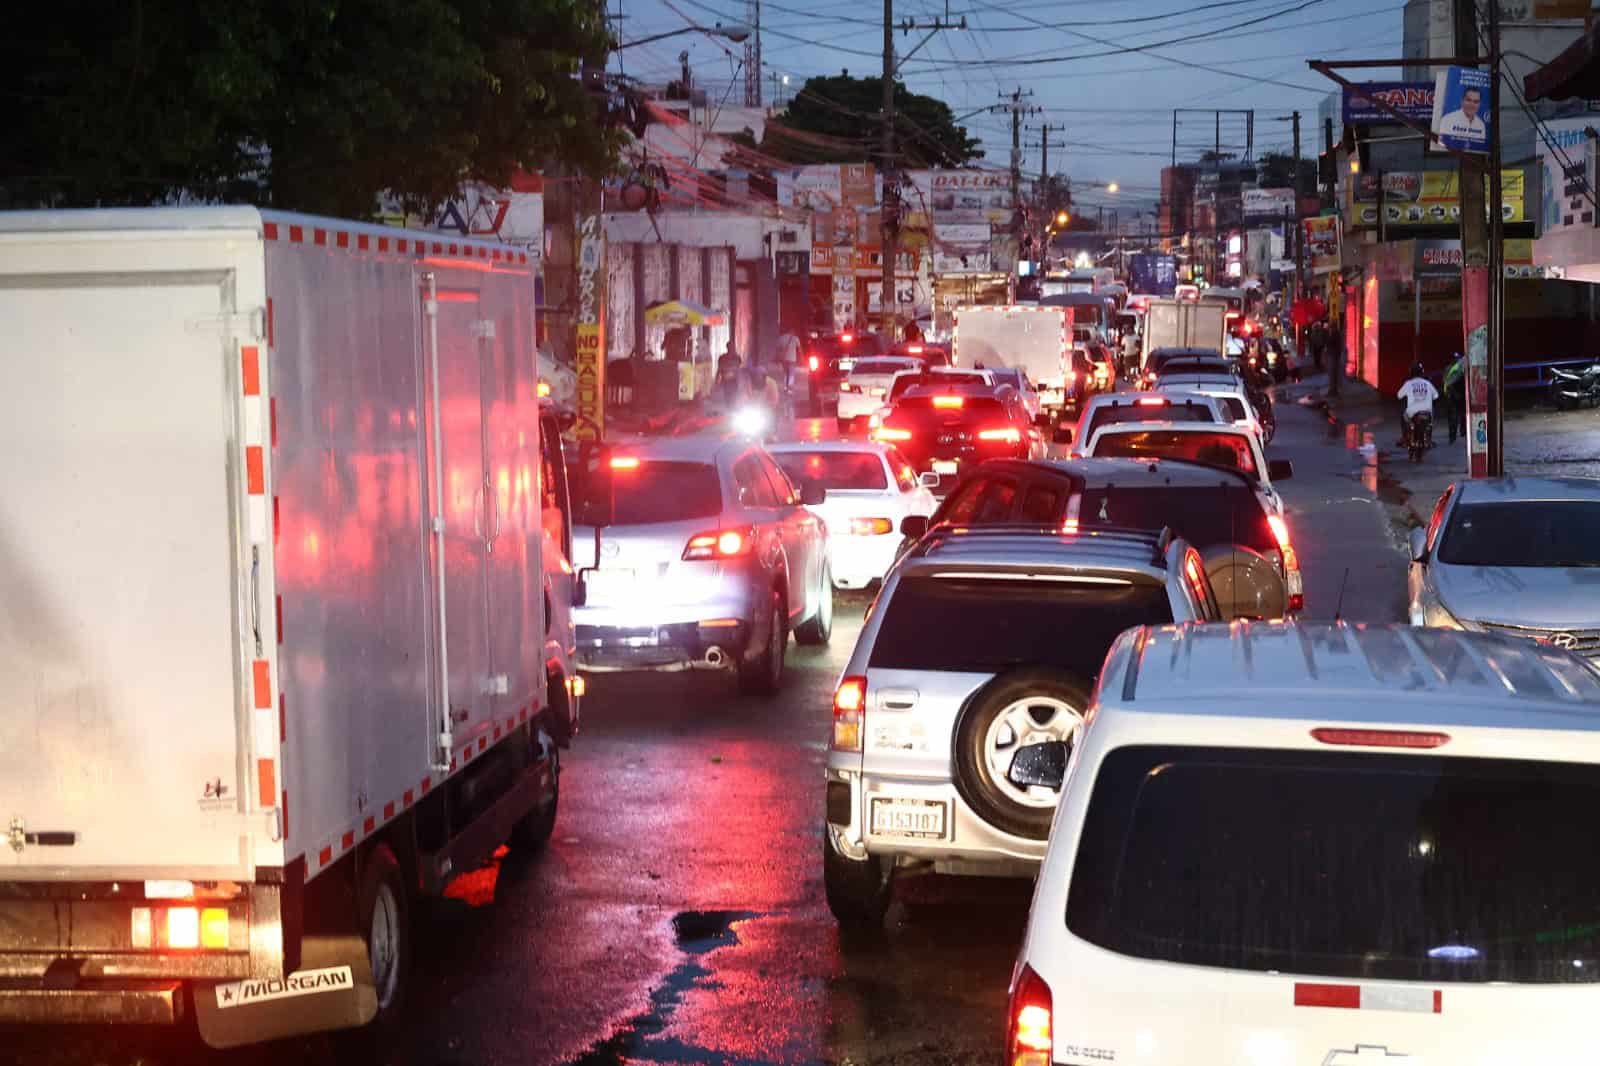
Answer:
[566,910,767,1066]
[1306,393,1414,510]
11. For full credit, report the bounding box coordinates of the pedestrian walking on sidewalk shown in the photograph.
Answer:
[1442,352,1465,444]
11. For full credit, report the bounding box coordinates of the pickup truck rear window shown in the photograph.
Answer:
[869,575,1173,679]
[1091,430,1257,479]
[1067,746,1600,983]
[1086,403,1212,437]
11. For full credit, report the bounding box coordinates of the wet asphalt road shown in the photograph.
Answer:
[5,388,1412,1066]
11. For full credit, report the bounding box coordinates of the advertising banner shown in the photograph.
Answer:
[573,213,606,441]
[1303,215,1339,271]
[1431,66,1491,154]
[1349,170,1524,227]
[1540,116,1596,236]
[1242,188,1297,221]
[1342,81,1435,126]
[907,170,1015,226]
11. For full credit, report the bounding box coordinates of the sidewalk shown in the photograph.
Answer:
[1277,371,1600,521]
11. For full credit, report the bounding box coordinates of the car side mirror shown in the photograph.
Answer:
[801,481,827,506]
[572,573,589,608]
[900,514,930,539]
[1267,458,1294,481]
[1409,527,1427,563]
[918,471,940,488]
[1052,424,1076,446]
[1007,741,1068,791]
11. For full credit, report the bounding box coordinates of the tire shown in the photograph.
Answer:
[737,589,786,696]
[823,829,893,930]
[509,738,559,852]
[794,562,834,646]
[358,845,411,1029]
[952,668,1092,840]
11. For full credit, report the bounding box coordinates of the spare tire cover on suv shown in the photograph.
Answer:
[953,668,1093,840]
[1200,543,1286,621]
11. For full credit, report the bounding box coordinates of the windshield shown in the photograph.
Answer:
[1068,745,1600,984]
[869,575,1173,678]
[571,459,722,525]
[1438,500,1600,567]
[1086,403,1213,437]
[773,450,887,491]
[1091,430,1257,479]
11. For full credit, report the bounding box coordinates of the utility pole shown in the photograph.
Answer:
[1487,0,1505,476]
[879,1,962,335]
[1029,123,1062,265]
[1454,0,1491,477]
[744,0,761,106]
[994,88,1039,275]
[1292,110,1307,305]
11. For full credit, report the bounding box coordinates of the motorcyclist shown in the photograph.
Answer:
[1397,361,1439,447]
[747,362,782,416]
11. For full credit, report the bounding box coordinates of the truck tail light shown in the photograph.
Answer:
[809,354,821,372]
[201,907,230,949]
[849,517,894,536]
[977,427,1021,443]
[874,427,912,442]
[833,676,866,752]
[684,527,755,560]
[167,907,200,949]
[1006,964,1053,1066]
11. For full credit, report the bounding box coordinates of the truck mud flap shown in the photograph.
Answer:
[194,934,375,1049]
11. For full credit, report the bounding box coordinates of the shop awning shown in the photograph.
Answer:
[643,299,726,326]
[1526,20,1600,102]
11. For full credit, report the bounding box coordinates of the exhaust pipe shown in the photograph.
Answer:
[703,646,728,669]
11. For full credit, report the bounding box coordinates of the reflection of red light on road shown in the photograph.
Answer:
[443,845,509,908]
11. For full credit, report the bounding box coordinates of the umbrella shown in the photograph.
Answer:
[643,299,726,327]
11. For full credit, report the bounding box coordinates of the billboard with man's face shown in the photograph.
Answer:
[1431,66,1491,154]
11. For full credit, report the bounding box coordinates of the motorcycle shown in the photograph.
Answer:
[1407,411,1433,463]
[1549,361,1600,409]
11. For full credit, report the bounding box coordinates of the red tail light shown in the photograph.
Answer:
[907,343,924,353]
[1312,728,1450,749]
[683,527,755,561]
[1006,964,1053,1066]
[932,395,964,409]
[874,426,912,442]
[832,676,866,752]
[977,427,1022,444]
[809,354,821,373]
[610,455,641,471]
[1266,514,1304,611]
[1136,396,1168,406]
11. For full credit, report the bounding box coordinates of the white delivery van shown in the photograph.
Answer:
[0,207,580,1047]
[952,304,1070,421]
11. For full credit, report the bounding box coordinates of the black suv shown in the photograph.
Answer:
[899,457,1301,618]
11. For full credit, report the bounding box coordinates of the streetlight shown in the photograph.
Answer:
[1106,181,1120,194]
[617,22,750,49]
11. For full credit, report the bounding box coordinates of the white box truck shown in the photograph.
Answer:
[952,304,1071,420]
[0,207,581,1047]
[1140,297,1229,366]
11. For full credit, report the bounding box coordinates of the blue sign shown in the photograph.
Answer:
[1342,82,1434,126]
[1431,67,1491,154]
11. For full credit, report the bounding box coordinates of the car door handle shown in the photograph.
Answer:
[878,688,919,710]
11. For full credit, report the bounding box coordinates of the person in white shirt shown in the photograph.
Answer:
[1397,362,1440,446]
[775,327,801,391]
[1436,87,1486,145]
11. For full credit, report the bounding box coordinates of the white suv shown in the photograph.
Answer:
[1006,621,1600,1066]
[822,526,1221,928]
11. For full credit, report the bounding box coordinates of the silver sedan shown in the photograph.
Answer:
[1408,476,1600,660]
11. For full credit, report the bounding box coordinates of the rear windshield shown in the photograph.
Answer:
[1086,403,1213,437]
[1218,397,1249,421]
[851,359,915,376]
[1159,360,1233,377]
[1091,430,1257,479]
[869,574,1173,679]
[1438,500,1600,567]
[1078,485,1273,552]
[1067,746,1600,983]
[930,372,989,388]
[773,450,887,491]
[571,459,722,525]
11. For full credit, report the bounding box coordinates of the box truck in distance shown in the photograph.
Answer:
[0,207,581,1047]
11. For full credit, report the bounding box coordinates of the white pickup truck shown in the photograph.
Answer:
[0,207,581,1047]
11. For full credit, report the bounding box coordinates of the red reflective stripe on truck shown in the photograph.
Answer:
[420,776,431,795]
[279,692,286,742]
[403,790,414,808]
[269,398,278,447]
[364,816,375,834]
[266,298,274,347]
[342,831,354,850]
[319,845,332,866]
[276,596,283,644]
[384,802,395,819]
[1295,984,1360,1009]
[241,346,261,396]
[246,446,265,495]
[313,229,327,247]
[252,660,272,709]
[257,759,276,807]
[263,222,279,241]
[336,232,349,249]
[282,791,288,837]
[288,225,304,243]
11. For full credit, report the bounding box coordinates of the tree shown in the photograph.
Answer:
[1256,151,1317,193]
[761,74,982,168]
[3,0,621,216]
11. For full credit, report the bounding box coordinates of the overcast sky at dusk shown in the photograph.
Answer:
[608,0,1407,215]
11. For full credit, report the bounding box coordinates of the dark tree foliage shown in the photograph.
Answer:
[762,74,982,168]
[4,0,621,216]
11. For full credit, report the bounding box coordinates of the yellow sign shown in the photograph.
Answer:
[574,323,604,441]
[1349,169,1524,227]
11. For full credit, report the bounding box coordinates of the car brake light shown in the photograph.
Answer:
[874,427,912,442]
[932,395,964,409]
[849,517,894,536]
[609,456,640,471]
[683,528,755,560]
[809,354,821,372]
[841,332,854,343]
[907,343,924,353]
[1006,964,1053,1066]
[1312,728,1450,749]
[840,382,860,393]
[977,427,1021,443]
[833,676,866,752]
[1136,396,1168,406]
[1061,518,1079,533]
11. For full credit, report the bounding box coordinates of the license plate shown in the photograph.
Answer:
[871,798,948,839]
[584,568,635,599]
[870,387,886,397]
[932,460,959,475]
[837,358,855,372]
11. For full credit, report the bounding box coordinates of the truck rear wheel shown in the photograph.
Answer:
[509,741,560,852]
[359,845,410,1025]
